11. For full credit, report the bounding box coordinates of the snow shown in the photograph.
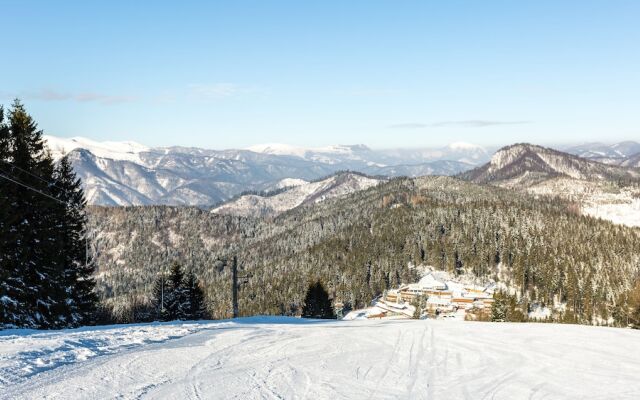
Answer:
[416,273,447,290]
[2,317,639,399]
[246,143,360,158]
[583,199,640,227]
[528,304,553,320]
[527,177,640,227]
[40,136,480,206]
[446,141,483,151]
[246,143,313,158]
[212,173,381,217]
[0,322,212,387]
[268,178,308,190]
[44,135,149,162]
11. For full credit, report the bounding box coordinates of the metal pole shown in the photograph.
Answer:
[232,256,239,318]
[161,268,165,313]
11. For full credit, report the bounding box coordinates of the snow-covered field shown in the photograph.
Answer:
[1,317,639,399]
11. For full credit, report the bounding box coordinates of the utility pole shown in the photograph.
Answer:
[232,256,239,318]
[161,269,165,313]
[231,256,250,318]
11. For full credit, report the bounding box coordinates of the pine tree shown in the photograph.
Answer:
[52,156,97,326]
[0,106,17,326]
[1,100,60,328]
[152,273,170,321]
[301,281,335,319]
[625,280,640,329]
[167,262,188,320]
[491,291,508,322]
[184,271,207,320]
[412,295,427,319]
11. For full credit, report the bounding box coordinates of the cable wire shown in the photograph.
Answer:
[0,171,67,205]
[0,159,69,193]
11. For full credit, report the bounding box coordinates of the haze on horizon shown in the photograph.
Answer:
[1,1,639,150]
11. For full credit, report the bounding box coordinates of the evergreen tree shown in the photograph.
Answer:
[620,280,640,329]
[491,291,508,322]
[412,295,427,319]
[301,281,335,319]
[1,100,59,328]
[184,271,207,320]
[492,291,527,322]
[52,156,98,326]
[152,266,207,321]
[0,106,16,325]
[0,100,95,329]
[152,273,170,321]
[167,262,188,320]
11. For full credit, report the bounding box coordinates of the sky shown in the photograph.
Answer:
[1,0,639,149]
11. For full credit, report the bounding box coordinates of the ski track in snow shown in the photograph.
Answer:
[1,317,640,399]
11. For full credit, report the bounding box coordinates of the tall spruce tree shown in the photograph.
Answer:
[0,106,16,325]
[301,281,335,319]
[167,262,188,320]
[2,100,59,328]
[0,100,95,329]
[52,156,97,326]
[152,272,170,321]
[184,271,207,320]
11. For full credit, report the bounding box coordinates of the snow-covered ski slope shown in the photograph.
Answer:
[1,317,639,399]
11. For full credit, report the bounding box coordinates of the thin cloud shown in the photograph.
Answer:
[24,89,136,105]
[188,83,250,99]
[388,123,430,129]
[389,120,530,129]
[340,88,399,97]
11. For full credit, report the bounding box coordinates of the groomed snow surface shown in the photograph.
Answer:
[1,317,639,399]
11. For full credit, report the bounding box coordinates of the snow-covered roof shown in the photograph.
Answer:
[415,273,447,290]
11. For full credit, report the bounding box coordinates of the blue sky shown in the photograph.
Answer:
[1,0,639,149]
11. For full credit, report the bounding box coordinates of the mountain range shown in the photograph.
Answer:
[563,141,640,167]
[44,136,640,219]
[44,136,483,206]
[460,143,640,227]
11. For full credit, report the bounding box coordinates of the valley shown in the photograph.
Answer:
[89,175,640,327]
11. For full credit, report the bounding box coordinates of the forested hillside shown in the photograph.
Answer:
[90,176,640,326]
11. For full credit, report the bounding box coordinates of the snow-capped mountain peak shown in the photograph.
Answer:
[44,135,149,162]
[41,135,479,206]
[245,143,371,158]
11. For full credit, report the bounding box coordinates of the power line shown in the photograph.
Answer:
[0,171,67,205]
[0,159,69,193]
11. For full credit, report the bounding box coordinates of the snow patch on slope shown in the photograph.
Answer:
[0,322,213,387]
[246,143,364,158]
[212,173,381,217]
[527,177,640,227]
[267,178,308,190]
[44,135,149,162]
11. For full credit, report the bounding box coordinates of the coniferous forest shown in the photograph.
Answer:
[2,101,640,329]
[89,177,640,327]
